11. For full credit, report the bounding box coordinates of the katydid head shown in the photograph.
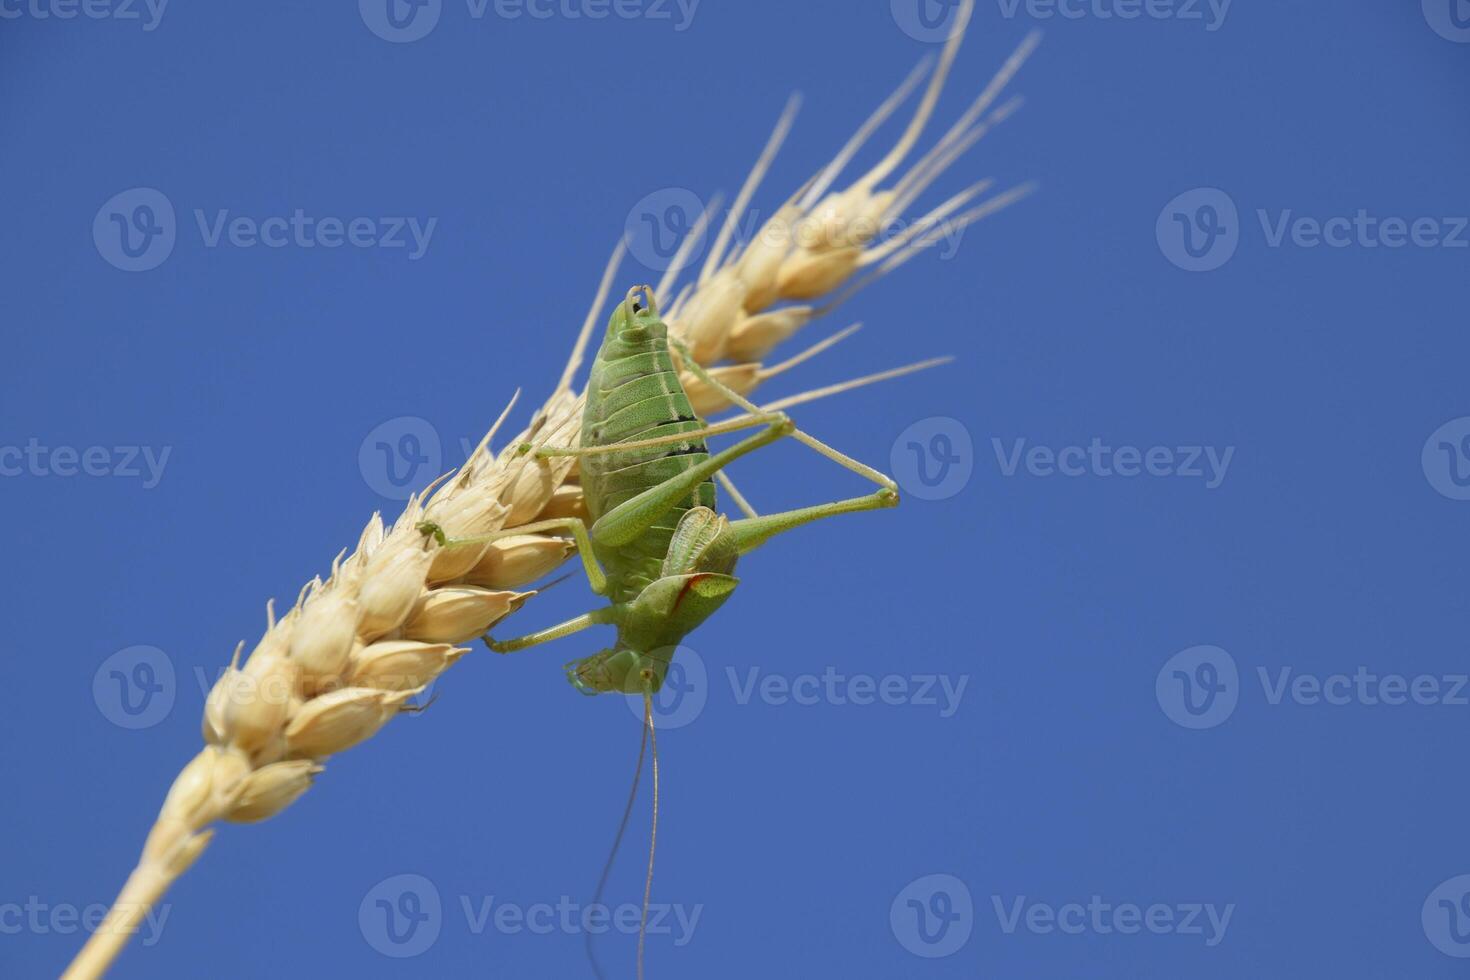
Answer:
[565,647,662,696]
[564,571,739,696]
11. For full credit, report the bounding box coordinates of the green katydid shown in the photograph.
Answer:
[425,284,897,694]
[417,284,906,977]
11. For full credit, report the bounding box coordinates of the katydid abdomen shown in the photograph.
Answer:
[580,341,719,605]
[571,297,736,692]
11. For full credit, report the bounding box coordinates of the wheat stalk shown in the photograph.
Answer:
[63,5,1034,975]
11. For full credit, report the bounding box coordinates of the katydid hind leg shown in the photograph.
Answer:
[728,488,898,555]
[588,416,796,549]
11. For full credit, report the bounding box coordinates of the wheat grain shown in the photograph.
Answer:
[62,4,1033,975]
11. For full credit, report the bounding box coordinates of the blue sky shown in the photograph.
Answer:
[3,2,1470,977]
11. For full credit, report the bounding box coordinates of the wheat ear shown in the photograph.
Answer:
[63,5,1033,976]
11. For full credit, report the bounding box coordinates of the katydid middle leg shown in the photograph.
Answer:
[419,516,610,596]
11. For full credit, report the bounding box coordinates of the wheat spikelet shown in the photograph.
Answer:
[63,5,1033,975]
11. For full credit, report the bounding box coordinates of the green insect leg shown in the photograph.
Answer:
[588,415,797,549]
[727,488,898,555]
[486,607,618,654]
[418,517,609,596]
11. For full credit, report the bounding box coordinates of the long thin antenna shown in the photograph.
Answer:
[638,693,660,980]
[585,709,651,980]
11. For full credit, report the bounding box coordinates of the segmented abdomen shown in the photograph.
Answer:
[580,343,716,603]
